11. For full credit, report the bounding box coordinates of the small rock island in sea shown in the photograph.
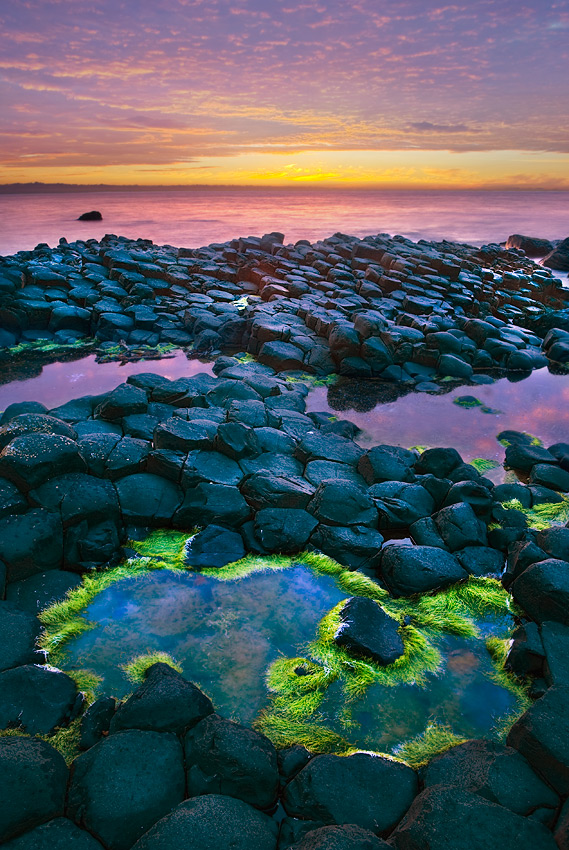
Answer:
[0,227,568,849]
[77,210,103,221]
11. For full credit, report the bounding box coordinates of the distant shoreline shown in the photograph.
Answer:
[0,183,567,195]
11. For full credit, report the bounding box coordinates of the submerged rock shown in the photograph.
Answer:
[78,211,102,221]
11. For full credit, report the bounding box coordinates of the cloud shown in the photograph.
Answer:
[408,122,474,133]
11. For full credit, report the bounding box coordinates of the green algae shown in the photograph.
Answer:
[96,342,178,363]
[453,396,483,409]
[395,723,468,768]
[501,496,569,530]
[0,719,83,766]
[471,457,501,474]
[0,338,96,360]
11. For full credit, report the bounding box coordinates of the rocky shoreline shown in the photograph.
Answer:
[1,229,569,848]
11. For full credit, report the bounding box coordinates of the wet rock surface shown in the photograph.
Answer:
[1,228,569,847]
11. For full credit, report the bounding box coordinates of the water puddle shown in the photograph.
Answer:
[0,351,214,411]
[60,561,520,754]
[307,368,569,482]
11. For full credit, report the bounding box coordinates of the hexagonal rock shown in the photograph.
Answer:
[253,507,318,553]
[94,383,148,420]
[295,432,364,467]
[130,795,278,850]
[505,443,557,472]
[334,597,404,665]
[357,445,417,484]
[424,740,559,815]
[109,663,214,735]
[380,545,467,596]
[0,601,42,672]
[511,559,569,624]
[241,473,315,511]
[115,473,183,526]
[289,824,390,849]
[309,524,384,572]
[153,418,217,453]
[0,509,63,582]
[0,433,86,491]
[282,752,418,836]
[507,684,569,794]
[0,737,68,843]
[184,714,279,810]
[67,729,185,850]
[0,413,77,452]
[432,502,488,551]
[174,482,250,528]
[184,524,245,568]
[307,481,378,527]
[389,786,557,850]
[2,818,105,850]
[0,665,79,734]
[415,447,463,479]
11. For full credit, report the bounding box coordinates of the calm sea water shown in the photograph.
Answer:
[1,187,568,256]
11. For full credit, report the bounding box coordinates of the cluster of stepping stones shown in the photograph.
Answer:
[1,229,569,848]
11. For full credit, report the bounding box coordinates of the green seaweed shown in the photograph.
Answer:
[501,497,569,530]
[66,669,103,704]
[0,719,83,766]
[122,652,183,684]
[394,723,468,768]
[471,457,500,473]
[453,396,483,409]
[96,342,178,363]
[1,338,95,360]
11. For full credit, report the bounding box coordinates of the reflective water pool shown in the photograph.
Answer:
[63,566,517,752]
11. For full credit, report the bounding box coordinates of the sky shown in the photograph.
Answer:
[0,0,568,188]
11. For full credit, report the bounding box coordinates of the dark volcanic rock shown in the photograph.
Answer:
[67,729,185,850]
[253,507,318,552]
[185,714,279,809]
[309,524,384,571]
[5,569,81,614]
[505,234,555,257]
[333,596,404,665]
[109,662,214,735]
[308,480,377,527]
[282,752,418,836]
[390,785,557,850]
[0,509,63,581]
[130,794,278,850]
[289,824,390,849]
[415,447,463,478]
[2,818,105,850]
[357,445,417,484]
[424,739,559,815]
[432,502,488,550]
[0,601,43,671]
[78,210,103,221]
[175,482,250,527]
[241,473,315,511]
[0,737,68,843]
[0,433,85,491]
[507,684,569,794]
[184,524,245,568]
[511,558,569,624]
[542,237,569,271]
[80,696,117,750]
[115,473,183,525]
[0,664,79,734]
[381,544,467,596]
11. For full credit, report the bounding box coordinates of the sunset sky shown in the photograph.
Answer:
[1,0,568,188]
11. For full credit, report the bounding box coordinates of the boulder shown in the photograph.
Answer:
[389,786,557,850]
[505,234,555,257]
[80,696,117,750]
[185,714,279,809]
[104,437,151,481]
[0,737,68,843]
[0,478,29,518]
[424,739,559,815]
[130,795,278,850]
[295,432,364,467]
[78,210,102,221]
[259,340,305,371]
[0,664,79,734]
[109,663,213,735]
[304,460,367,488]
[289,824,390,849]
[175,483,250,528]
[309,524,384,571]
[511,559,569,624]
[241,473,315,511]
[505,443,557,472]
[0,413,77,452]
[540,621,569,687]
[508,683,569,794]
[182,450,243,488]
[381,544,467,596]
[0,433,85,491]
[2,818,105,849]
[282,752,418,836]
[370,481,434,529]
[0,509,63,582]
[0,602,43,671]
[67,729,185,850]
[115,474,183,526]
[253,508,318,553]
[455,546,504,576]
[432,502,487,551]
[308,481,377,527]
[94,384,148,420]
[184,525,245,568]
[333,597,404,665]
[154,418,217,453]
[529,463,569,492]
[536,527,569,561]
[216,421,260,460]
[29,473,120,527]
[414,447,463,479]
[541,237,569,271]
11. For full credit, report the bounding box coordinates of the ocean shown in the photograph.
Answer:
[0,187,567,257]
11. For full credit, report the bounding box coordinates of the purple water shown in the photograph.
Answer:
[0,187,567,256]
